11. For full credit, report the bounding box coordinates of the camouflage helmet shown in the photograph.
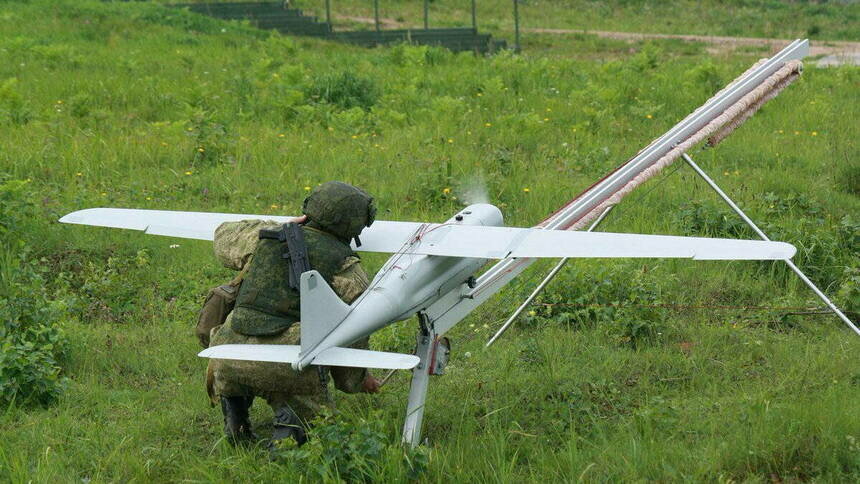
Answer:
[302,181,376,245]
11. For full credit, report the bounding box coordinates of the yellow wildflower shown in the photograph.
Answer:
[442,187,451,194]
[811,131,818,136]
[327,127,334,132]
[57,100,63,104]
[304,186,311,191]
[523,187,530,193]
[546,108,552,112]
[101,192,107,196]
[278,134,285,138]
[448,138,454,144]
[197,147,205,152]
[778,129,784,134]
[185,171,192,175]
[477,93,482,97]
[146,196,152,201]
[161,142,168,147]
[270,204,279,209]
[794,131,800,135]
[543,118,549,122]
[351,135,358,139]
[485,123,492,127]
[528,310,536,317]
[646,114,653,119]
[75,172,82,177]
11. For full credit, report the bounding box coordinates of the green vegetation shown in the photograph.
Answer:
[1,0,859,481]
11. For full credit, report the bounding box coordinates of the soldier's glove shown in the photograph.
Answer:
[361,374,381,394]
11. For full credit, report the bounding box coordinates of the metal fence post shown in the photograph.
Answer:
[325,0,331,26]
[424,0,429,29]
[471,0,477,31]
[513,0,520,52]
[374,0,380,32]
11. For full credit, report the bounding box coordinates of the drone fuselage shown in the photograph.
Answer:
[295,204,502,369]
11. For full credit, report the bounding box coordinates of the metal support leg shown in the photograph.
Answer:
[402,313,436,447]
[486,206,614,347]
[423,0,429,30]
[325,0,331,26]
[681,153,859,336]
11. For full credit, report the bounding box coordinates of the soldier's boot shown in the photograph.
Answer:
[270,405,307,448]
[221,396,256,444]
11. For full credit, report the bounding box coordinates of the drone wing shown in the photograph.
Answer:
[59,208,794,260]
[386,224,796,261]
[58,207,424,252]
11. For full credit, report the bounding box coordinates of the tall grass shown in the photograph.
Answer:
[0,0,858,481]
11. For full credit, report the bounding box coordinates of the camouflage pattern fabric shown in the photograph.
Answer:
[207,249,371,423]
[213,219,280,271]
[230,226,358,337]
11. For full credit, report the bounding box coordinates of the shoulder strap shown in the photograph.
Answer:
[259,223,311,290]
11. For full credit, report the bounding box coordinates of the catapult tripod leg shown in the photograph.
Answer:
[402,313,436,447]
[486,206,614,347]
[681,152,860,336]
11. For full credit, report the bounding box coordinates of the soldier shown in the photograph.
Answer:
[206,181,381,446]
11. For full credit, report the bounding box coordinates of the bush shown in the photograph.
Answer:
[306,72,380,111]
[274,410,429,481]
[527,265,669,347]
[837,164,860,197]
[674,200,752,238]
[0,78,31,125]
[0,179,69,406]
[0,251,69,407]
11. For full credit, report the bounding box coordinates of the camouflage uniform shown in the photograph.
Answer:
[206,182,377,444]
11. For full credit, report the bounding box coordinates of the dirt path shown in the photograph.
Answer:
[527,28,860,59]
[333,15,859,64]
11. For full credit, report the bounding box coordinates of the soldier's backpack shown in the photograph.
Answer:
[196,278,241,348]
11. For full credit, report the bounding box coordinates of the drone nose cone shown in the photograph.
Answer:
[458,203,504,227]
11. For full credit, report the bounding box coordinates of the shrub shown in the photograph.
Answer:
[528,265,669,347]
[0,179,68,407]
[674,200,752,238]
[274,410,428,481]
[0,78,32,125]
[0,178,38,243]
[837,164,860,197]
[0,251,69,407]
[306,72,380,111]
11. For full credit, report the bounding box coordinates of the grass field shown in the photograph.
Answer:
[1,0,859,481]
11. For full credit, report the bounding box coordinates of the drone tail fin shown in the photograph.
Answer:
[299,270,350,355]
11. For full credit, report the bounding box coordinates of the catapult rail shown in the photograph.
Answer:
[424,39,810,335]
